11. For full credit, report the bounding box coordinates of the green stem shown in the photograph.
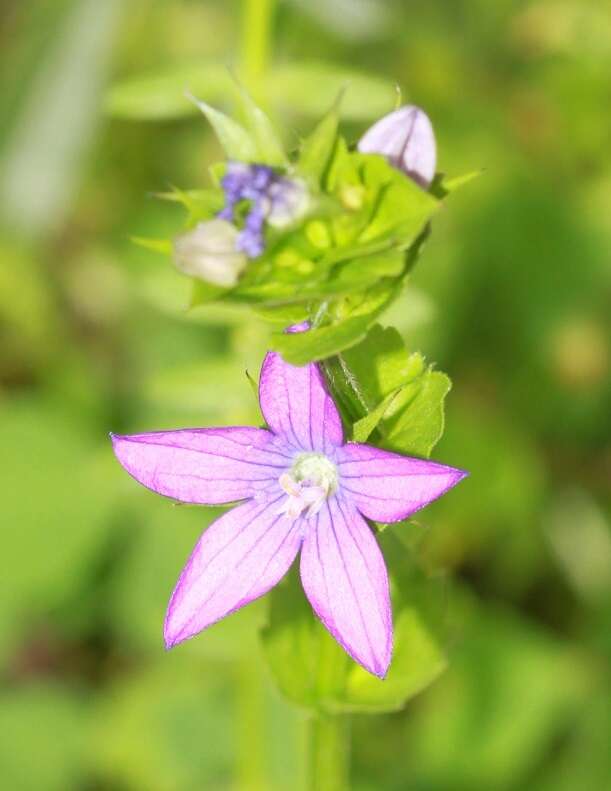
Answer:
[236,657,267,791]
[308,712,350,791]
[240,0,276,89]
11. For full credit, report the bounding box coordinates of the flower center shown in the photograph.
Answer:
[218,161,309,259]
[277,452,338,520]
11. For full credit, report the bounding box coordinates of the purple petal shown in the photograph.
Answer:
[358,105,436,188]
[111,426,289,505]
[165,496,302,646]
[258,350,343,453]
[300,496,392,678]
[337,443,467,523]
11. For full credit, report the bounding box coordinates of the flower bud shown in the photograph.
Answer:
[173,219,247,287]
[357,105,436,188]
[266,177,310,229]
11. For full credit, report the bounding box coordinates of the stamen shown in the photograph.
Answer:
[277,453,338,521]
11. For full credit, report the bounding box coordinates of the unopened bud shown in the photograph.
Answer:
[173,219,247,287]
[358,105,436,188]
[266,177,310,229]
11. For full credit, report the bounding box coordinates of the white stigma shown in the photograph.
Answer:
[277,452,338,520]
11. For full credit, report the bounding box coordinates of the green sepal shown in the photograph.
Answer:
[430,169,482,199]
[155,187,224,224]
[297,94,342,187]
[233,82,288,167]
[187,92,258,161]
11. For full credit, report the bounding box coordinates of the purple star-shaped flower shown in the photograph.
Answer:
[111,336,466,678]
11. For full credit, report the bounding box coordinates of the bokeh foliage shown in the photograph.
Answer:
[1,1,610,789]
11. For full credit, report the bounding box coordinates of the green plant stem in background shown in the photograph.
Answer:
[236,657,267,791]
[241,0,276,90]
[308,712,350,791]
[239,4,355,788]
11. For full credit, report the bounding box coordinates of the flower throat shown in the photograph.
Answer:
[278,452,338,520]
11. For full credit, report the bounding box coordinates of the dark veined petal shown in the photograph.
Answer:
[165,496,302,647]
[258,349,343,453]
[300,496,392,678]
[337,442,467,523]
[111,426,289,505]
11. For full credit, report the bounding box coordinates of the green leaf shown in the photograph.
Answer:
[324,324,451,458]
[326,250,405,292]
[252,303,310,326]
[357,157,439,245]
[261,526,447,714]
[382,369,452,458]
[341,324,424,408]
[187,92,258,161]
[297,99,341,186]
[270,281,400,364]
[234,83,287,167]
[105,60,396,122]
[267,61,397,121]
[105,62,231,120]
[351,389,402,443]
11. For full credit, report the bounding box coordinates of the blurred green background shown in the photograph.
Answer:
[1,1,610,789]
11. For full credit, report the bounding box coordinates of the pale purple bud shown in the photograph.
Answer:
[173,219,247,287]
[267,178,310,229]
[357,105,436,188]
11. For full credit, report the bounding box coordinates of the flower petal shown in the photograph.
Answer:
[358,105,436,188]
[338,442,467,523]
[111,427,288,505]
[300,496,392,678]
[258,349,343,452]
[165,496,302,647]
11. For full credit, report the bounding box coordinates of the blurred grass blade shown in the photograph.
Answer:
[0,0,123,237]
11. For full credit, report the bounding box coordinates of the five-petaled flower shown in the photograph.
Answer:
[110,328,467,678]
